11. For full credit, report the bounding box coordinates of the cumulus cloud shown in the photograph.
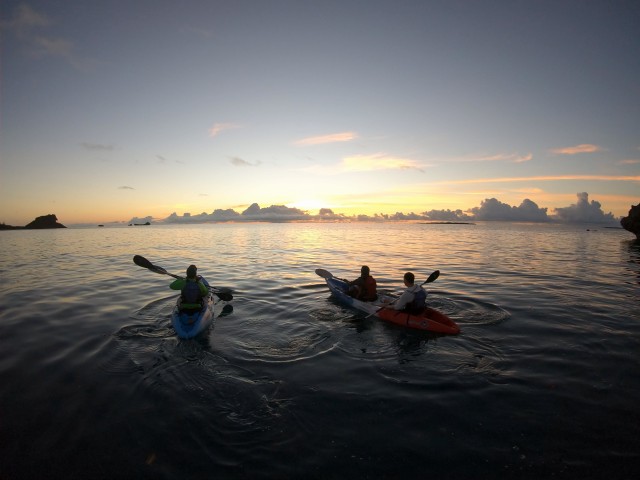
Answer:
[241,203,307,220]
[164,209,241,223]
[294,131,358,146]
[129,194,618,225]
[469,198,549,222]
[553,192,616,223]
[550,144,601,155]
[208,123,240,137]
[423,209,473,221]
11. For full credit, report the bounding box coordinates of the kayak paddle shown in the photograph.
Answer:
[133,255,233,301]
[315,268,333,279]
[365,270,440,319]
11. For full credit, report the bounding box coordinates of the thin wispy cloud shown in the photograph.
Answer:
[294,131,358,146]
[209,123,241,137]
[230,157,261,167]
[80,142,115,151]
[3,4,94,71]
[618,159,640,165]
[480,153,532,163]
[436,175,640,185]
[550,144,601,155]
[1,4,50,32]
[342,154,423,172]
[118,186,135,190]
[156,155,184,165]
[443,152,533,164]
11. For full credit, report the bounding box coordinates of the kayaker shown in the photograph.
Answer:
[391,272,426,313]
[170,265,209,310]
[348,265,377,301]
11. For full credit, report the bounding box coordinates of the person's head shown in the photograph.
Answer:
[186,265,197,279]
[403,272,415,286]
[361,265,370,277]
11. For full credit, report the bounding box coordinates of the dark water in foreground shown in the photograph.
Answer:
[1,222,639,479]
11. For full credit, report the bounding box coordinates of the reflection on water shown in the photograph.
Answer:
[1,222,639,479]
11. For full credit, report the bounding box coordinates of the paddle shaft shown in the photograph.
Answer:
[133,255,233,301]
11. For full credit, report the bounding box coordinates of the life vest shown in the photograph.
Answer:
[361,276,377,301]
[407,287,426,313]
[182,279,204,305]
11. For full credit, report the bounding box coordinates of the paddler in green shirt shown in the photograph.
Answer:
[170,265,209,309]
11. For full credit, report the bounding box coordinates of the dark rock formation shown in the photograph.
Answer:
[0,214,66,230]
[620,204,640,239]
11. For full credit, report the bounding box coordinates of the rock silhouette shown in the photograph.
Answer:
[620,204,640,239]
[0,214,67,230]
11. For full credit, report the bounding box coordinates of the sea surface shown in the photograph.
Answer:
[1,222,639,479]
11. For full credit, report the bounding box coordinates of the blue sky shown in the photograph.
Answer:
[1,0,638,225]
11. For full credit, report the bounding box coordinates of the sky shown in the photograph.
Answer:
[1,0,639,226]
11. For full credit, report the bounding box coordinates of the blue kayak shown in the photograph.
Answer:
[171,277,215,339]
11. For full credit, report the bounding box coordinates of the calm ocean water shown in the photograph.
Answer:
[1,222,639,479]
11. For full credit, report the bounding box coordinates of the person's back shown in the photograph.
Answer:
[349,265,377,301]
[394,272,426,313]
[170,264,209,310]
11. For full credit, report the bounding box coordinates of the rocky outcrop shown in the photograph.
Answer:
[621,204,640,239]
[0,214,66,230]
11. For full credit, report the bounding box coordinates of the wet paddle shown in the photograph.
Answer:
[365,270,440,319]
[315,268,333,279]
[133,255,233,301]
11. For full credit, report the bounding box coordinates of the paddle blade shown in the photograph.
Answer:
[133,255,153,269]
[213,291,233,301]
[315,268,333,279]
[423,270,440,284]
[219,304,234,318]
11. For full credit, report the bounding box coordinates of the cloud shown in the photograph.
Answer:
[618,159,640,165]
[162,204,309,223]
[550,144,601,155]
[80,142,115,151]
[422,209,473,221]
[132,193,619,225]
[436,175,640,185]
[469,198,549,222]
[3,4,95,71]
[118,186,135,190]
[209,123,241,137]
[460,153,533,163]
[553,192,616,223]
[1,4,50,33]
[157,155,184,165]
[230,157,261,167]
[294,131,357,146]
[341,153,424,173]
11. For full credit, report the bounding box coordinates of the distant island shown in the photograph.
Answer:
[420,221,475,225]
[0,214,67,230]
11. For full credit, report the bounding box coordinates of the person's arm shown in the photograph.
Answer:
[197,281,209,296]
[394,290,414,310]
[170,279,185,290]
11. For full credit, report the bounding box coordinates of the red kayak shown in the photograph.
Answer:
[316,269,460,335]
[377,306,460,335]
